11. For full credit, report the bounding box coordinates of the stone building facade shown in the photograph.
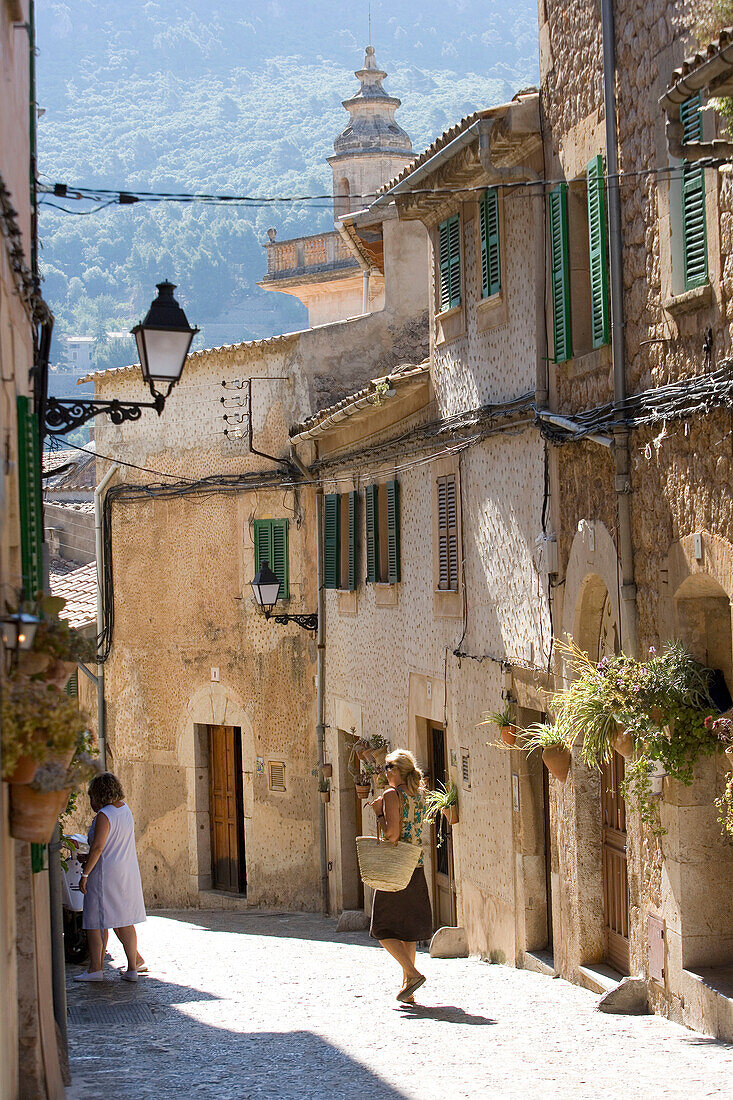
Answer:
[0,2,65,1095]
[539,0,733,1040]
[291,93,556,962]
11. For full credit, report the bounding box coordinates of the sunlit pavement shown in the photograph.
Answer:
[65,910,733,1099]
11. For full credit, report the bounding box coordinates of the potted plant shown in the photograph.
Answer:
[10,747,100,843]
[370,734,390,767]
[424,778,459,825]
[318,776,331,804]
[1,673,88,785]
[355,772,371,799]
[485,703,517,747]
[321,762,333,779]
[520,722,574,783]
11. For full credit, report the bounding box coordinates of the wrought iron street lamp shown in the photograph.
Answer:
[250,561,318,632]
[44,281,199,436]
[1,610,40,659]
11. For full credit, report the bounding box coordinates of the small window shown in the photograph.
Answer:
[366,482,400,584]
[438,214,461,311]
[586,155,609,348]
[268,761,286,791]
[461,748,471,790]
[680,93,708,291]
[437,474,458,591]
[548,183,572,363]
[479,188,501,298]
[325,492,358,590]
[254,518,289,599]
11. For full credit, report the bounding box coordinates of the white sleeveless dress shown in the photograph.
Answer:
[83,802,147,930]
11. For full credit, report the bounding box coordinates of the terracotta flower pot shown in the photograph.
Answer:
[372,746,388,766]
[362,748,376,763]
[320,790,330,804]
[355,784,371,799]
[355,741,368,762]
[9,785,72,843]
[612,728,634,760]
[442,805,459,825]
[542,745,571,783]
[321,763,333,779]
[501,725,517,747]
[3,754,39,785]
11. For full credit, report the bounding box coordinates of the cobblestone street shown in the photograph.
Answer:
[64,910,733,1099]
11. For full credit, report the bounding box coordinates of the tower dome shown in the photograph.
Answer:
[329,45,413,219]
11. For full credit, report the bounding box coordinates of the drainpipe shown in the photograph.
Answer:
[315,486,329,915]
[362,270,370,315]
[601,0,638,656]
[95,462,119,767]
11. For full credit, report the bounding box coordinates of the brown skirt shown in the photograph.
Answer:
[370,865,433,942]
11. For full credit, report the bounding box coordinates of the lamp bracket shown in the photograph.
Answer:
[44,393,165,436]
[265,610,318,633]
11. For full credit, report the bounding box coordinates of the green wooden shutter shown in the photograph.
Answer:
[254,519,288,600]
[347,490,357,592]
[480,189,501,298]
[271,519,289,599]
[586,155,609,348]
[439,214,461,311]
[548,183,572,363]
[365,484,379,584]
[65,668,79,697]
[680,94,708,291]
[16,396,44,598]
[437,475,458,591]
[386,480,400,584]
[324,494,340,589]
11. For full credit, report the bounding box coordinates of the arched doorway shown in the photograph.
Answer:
[576,573,630,974]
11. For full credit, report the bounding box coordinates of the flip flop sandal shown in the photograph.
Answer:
[397,974,425,1002]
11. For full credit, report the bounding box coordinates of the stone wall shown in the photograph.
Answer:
[45,502,95,564]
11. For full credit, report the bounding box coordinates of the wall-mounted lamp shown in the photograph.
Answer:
[1,610,40,654]
[250,562,318,632]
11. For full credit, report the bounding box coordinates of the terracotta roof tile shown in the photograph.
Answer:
[49,562,97,630]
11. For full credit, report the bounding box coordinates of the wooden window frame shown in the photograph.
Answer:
[680,93,709,292]
[548,182,572,363]
[432,458,462,619]
[480,188,501,299]
[366,481,400,586]
[436,474,459,592]
[586,154,610,349]
[324,493,340,590]
[253,518,289,600]
[438,214,462,312]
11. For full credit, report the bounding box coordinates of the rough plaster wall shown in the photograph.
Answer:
[431,190,540,415]
[103,487,321,911]
[322,429,550,957]
[541,0,733,1025]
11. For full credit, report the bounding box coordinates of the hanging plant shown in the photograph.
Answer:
[423,778,459,825]
[1,673,89,782]
[483,703,517,747]
[519,722,574,782]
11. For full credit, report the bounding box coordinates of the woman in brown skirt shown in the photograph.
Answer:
[370,749,433,1002]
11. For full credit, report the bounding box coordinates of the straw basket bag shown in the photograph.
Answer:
[356,822,420,893]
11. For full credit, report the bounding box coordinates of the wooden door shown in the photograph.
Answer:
[209,725,246,894]
[542,762,553,952]
[429,726,456,929]
[601,750,629,973]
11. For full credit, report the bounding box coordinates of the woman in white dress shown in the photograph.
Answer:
[76,772,147,983]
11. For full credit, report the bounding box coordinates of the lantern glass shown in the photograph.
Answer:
[251,562,281,610]
[1,613,38,651]
[131,281,198,389]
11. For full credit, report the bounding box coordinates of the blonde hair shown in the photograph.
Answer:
[386,749,425,797]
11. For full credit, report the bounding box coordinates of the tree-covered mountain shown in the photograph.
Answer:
[37,1,539,371]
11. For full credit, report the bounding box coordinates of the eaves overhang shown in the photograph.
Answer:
[660,26,733,160]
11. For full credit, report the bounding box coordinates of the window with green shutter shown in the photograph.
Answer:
[347,490,358,591]
[385,480,400,584]
[365,484,379,583]
[16,396,44,598]
[323,494,340,589]
[437,475,459,591]
[480,188,501,298]
[548,183,572,363]
[253,518,289,599]
[680,93,708,291]
[586,155,609,348]
[438,214,461,311]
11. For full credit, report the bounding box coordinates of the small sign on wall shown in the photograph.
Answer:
[211,667,220,682]
[512,773,520,813]
[256,756,264,775]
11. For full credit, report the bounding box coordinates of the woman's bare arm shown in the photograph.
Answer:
[382,788,401,842]
[79,812,110,893]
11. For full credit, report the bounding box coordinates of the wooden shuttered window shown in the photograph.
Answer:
[438,214,461,311]
[480,188,501,298]
[365,484,379,583]
[548,183,572,363]
[16,396,44,598]
[680,93,708,291]
[586,155,609,348]
[437,475,459,591]
[347,490,358,591]
[324,493,340,589]
[365,482,400,584]
[385,480,400,584]
[253,518,289,599]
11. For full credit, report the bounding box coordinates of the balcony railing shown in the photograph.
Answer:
[264,231,357,279]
